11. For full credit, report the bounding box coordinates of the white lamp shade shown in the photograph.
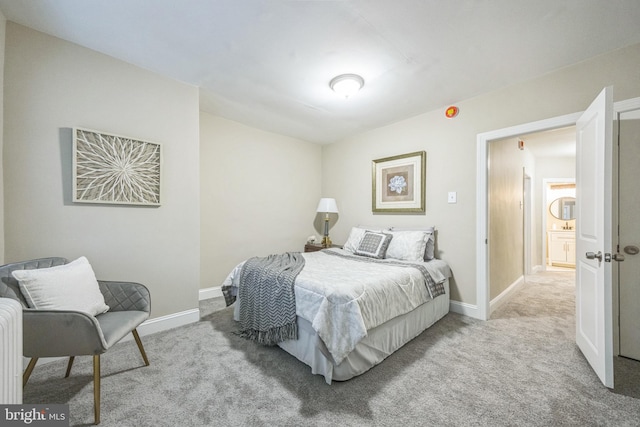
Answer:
[316,198,339,213]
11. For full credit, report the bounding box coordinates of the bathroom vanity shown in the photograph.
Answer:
[547,230,576,267]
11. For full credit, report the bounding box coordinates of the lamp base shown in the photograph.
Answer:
[321,236,332,247]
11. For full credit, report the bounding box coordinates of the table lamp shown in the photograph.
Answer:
[316,198,339,247]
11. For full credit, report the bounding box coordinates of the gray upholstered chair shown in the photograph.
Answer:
[0,257,150,425]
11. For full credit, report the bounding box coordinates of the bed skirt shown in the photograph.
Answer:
[277,279,450,384]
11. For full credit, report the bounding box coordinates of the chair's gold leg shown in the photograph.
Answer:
[65,356,75,378]
[23,358,38,387]
[93,355,100,425]
[132,329,150,366]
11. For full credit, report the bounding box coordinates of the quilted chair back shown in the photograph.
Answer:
[0,257,68,307]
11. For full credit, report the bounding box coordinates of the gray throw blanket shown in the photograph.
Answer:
[237,252,305,346]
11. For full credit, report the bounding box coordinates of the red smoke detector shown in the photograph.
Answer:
[445,106,459,118]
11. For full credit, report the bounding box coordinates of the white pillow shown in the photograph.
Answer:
[355,232,393,259]
[385,230,430,262]
[390,226,436,260]
[343,226,386,253]
[12,256,109,316]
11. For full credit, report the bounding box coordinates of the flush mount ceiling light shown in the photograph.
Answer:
[329,74,364,98]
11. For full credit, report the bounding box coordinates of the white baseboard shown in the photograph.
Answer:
[532,264,543,273]
[122,308,200,339]
[449,300,481,319]
[489,275,525,316]
[26,308,200,368]
[199,286,223,301]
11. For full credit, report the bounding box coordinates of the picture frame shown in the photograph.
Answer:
[372,151,426,213]
[73,128,162,206]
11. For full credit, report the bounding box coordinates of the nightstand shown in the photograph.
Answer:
[304,243,341,252]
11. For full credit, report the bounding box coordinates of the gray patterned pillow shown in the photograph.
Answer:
[343,226,387,253]
[355,232,393,259]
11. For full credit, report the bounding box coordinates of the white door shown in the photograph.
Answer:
[618,107,640,361]
[575,87,614,388]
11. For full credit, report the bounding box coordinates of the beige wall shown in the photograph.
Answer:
[3,23,201,318]
[322,43,640,306]
[199,112,322,288]
[488,138,535,300]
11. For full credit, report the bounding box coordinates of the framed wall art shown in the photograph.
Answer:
[73,128,162,206]
[372,151,426,213]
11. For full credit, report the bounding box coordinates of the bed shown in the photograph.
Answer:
[221,226,451,384]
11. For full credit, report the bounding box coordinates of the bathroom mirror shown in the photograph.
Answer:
[549,197,576,220]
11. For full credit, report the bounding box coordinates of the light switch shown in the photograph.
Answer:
[448,191,457,204]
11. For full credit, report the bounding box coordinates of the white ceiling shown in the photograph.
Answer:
[521,127,576,159]
[1,1,640,144]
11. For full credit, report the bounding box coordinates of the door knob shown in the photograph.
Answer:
[586,251,603,261]
[623,245,640,255]
[612,253,625,262]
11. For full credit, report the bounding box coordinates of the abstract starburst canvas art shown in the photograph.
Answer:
[73,128,162,206]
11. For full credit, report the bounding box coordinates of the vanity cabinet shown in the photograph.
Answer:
[548,231,576,267]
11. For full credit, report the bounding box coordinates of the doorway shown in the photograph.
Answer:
[485,136,571,311]
[477,97,640,356]
[544,180,576,271]
[477,113,581,320]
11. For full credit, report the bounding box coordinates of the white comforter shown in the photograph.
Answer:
[222,248,450,365]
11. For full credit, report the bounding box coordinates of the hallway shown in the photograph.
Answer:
[492,271,575,320]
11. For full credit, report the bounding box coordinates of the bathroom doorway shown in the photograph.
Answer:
[543,180,576,271]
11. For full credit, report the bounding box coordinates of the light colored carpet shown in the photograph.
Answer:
[23,271,640,426]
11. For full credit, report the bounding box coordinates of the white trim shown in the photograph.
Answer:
[523,173,533,275]
[449,300,480,318]
[614,97,640,114]
[199,286,223,301]
[129,308,200,338]
[489,275,525,316]
[476,136,489,321]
